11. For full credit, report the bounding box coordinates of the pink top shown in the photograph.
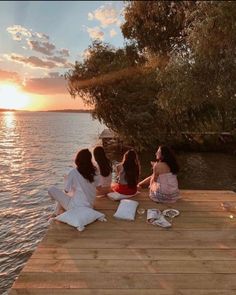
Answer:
[156,172,179,195]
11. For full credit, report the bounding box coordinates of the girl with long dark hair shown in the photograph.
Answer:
[93,146,112,194]
[138,145,180,203]
[48,149,102,215]
[112,149,140,195]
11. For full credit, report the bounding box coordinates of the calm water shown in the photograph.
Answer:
[0,111,235,294]
[0,111,104,294]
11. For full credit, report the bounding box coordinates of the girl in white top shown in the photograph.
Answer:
[48,149,102,216]
[93,146,112,195]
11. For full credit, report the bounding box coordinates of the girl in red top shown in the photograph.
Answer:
[112,149,140,195]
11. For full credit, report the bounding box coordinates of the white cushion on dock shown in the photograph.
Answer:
[55,207,106,231]
[113,199,139,221]
[107,191,140,201]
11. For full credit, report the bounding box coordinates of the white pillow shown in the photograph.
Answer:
[107,191,140,201]
[56,207,106,231]
[113,199,139,221]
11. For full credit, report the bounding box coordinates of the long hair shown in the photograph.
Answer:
[93,146,112,177]
[159,145,179,174]
[75,149,96,183]
[122,149,140,187]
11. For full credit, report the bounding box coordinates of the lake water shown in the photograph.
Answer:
[0,111,235,294]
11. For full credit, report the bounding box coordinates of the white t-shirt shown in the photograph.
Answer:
[65,168,100,209]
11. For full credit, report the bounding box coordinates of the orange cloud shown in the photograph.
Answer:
[87,26,104,41]
[88,4,120,28]
[0,69,20,83]
[4,53,58,69]
[23,76,68,95]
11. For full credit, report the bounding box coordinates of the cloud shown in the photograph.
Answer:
[88,4,120,28]
[0,68,21,82]
[110,29,117,38]
[46,56,72,68]
[5,53,58,69]
[7,25,50,42]
[7,25,32,41]
[82,49,91,59]
[23,76,67,94]
[27,40,56,56]
[88,12,94,21]
[48,72,61,78]
[6,25,71,67]
[87,26,104,41]
[34,32,49,40]
[57,48,70,57]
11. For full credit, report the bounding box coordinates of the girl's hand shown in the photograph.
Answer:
[137,182,142,189]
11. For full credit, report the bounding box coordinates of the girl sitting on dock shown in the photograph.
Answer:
[48,149,103,216]
[112,149,140,196]
[138,145,180,203]
[93,146,113,195]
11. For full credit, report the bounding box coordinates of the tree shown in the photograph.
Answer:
[67,1,236,150]
[66,41,161,150]
[122,1,195,63]
[186,1,236,131]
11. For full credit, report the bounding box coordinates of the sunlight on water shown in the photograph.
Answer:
[0,111,104,294]
[3,111,15,129]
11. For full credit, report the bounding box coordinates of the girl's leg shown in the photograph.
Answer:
[48,186,71,215]
[96,187,113,198]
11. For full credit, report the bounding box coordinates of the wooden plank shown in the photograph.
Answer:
[9,289,236,295]
[94,200,236,211]
[31,248,236,261]
[45,229,236,240]
[38,237,236,249]
[24,259,236,274]
[180,190,235,194]
[95,195,236,203]
[48,210,235,219]
[9,190,236,295]
[49,217,236,231]
[114,190,236,202]
[10,272,236,289]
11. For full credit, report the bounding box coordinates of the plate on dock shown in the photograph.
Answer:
[162,209,180,218]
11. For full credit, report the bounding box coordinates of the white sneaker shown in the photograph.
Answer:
[147,208,171,228]
[152,215,172,228]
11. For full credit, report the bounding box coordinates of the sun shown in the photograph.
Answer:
[0,83,30,110]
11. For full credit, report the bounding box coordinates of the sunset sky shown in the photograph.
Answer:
[0,1,124,110]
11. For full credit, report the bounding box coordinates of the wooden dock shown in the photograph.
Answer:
[9,189,236,295]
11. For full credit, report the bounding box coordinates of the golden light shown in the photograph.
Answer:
[0,83,30,110]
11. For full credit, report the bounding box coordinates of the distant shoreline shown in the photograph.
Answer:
[0,108,92,113]
[46,109,92,113]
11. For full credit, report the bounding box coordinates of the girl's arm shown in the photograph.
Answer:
[116,163,122,172]
[138,176,152,188]
[64,170,74,193]
[150,162,159,185]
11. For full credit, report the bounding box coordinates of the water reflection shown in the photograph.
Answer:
[1,112,27,178]
[0,112,104,294]
[3,111,15,129]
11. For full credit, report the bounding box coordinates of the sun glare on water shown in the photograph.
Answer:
[0,84,30,110]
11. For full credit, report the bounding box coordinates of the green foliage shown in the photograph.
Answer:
[66,41,161,150]
[66,1,236,151]
[122,1,195,56]
[186,1,236,131]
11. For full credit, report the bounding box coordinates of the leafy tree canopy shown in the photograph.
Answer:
[66,1,236,150]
